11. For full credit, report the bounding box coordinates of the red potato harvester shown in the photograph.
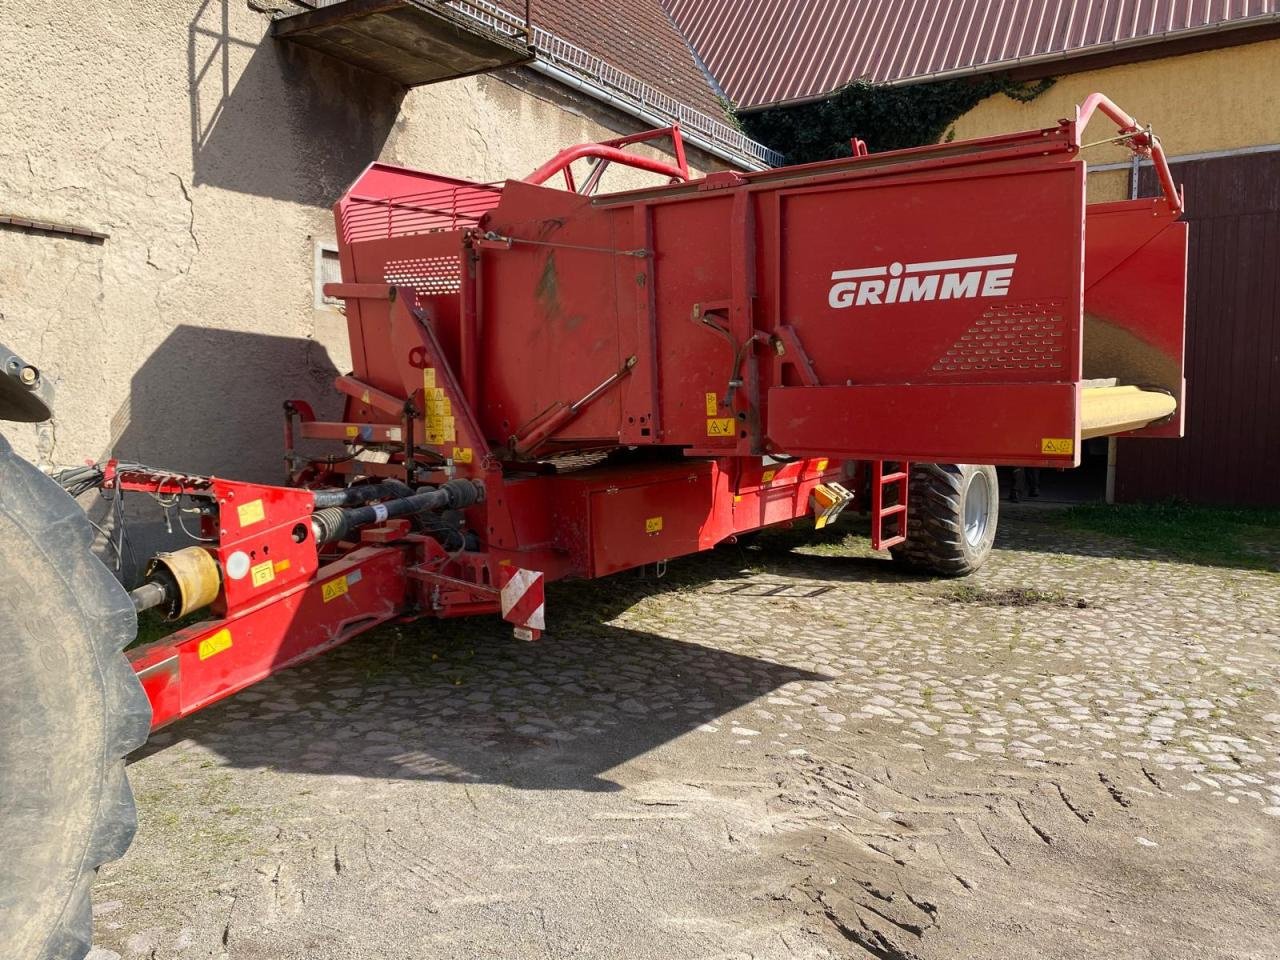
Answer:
[0,93,1185,960]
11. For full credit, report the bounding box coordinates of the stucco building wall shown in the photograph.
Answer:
[0,0,714,488]
[948,37,1280,202]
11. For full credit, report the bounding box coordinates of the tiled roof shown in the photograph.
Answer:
[503,0,724,115]
[662,0,1280,109]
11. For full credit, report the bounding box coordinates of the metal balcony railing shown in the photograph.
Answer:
[448,0,783,167]
[295,0,780,167]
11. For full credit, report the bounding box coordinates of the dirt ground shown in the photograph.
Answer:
[90,511,1280,960]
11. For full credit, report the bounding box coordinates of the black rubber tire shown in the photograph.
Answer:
[889,463,999,577]
[0,433,150,960]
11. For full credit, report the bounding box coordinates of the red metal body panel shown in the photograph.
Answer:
[1082,199,1188,439]
[329,105,1184,471]
[769,383,1080,466]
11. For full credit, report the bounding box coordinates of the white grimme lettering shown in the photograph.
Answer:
[856,280,885,305]
[898,274,938,301]
[939,271,980,299]
[828,281,858,308]
[982,267,1013,297]
[827,254,1017,309]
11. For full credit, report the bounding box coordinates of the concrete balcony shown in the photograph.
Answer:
[273,0,534,87]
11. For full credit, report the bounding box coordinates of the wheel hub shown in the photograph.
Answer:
[964,471,991,547]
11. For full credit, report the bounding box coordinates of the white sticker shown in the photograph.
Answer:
[347,569,362,586]
[225,550,251,580]
[372,503,389,522]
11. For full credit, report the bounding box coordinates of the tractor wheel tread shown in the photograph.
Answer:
[889,463,998,577]
[0,434,148,960]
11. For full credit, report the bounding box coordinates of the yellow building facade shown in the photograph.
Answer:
[949,37,1280,202]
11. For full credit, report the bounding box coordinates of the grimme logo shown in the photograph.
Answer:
[828,254,1017,309]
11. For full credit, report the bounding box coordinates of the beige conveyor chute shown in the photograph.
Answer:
[1080,384,1177,440]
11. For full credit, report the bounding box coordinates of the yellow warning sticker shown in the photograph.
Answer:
[645,516,663,534]
[198,628,233,661]
[237,499,265,528]
[815,459,829,472]
[706,418,735,437]
[705,392,718,416]
[345,425,359,438]
[250,560,275,588]
[1041,437,1074,455]
[452,446,473,464]
[761,469,776,484]
[322,575,349,603]
[423,367,436,390]
[273,558,291,574]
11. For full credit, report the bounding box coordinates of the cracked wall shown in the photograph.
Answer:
[0,0,721,578]
[0,1,715,576]
[0,0,713,477]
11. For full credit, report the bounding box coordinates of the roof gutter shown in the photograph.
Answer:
[528,58,769,171]
[738,12,1280,114]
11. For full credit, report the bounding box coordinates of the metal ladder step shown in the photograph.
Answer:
[871,460,909,550]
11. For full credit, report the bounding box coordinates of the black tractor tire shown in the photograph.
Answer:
[889,463,999,577]
[0,433,150,960]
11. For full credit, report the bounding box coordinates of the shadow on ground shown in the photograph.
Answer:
[130,509,1272,796]
[133,542,865,792]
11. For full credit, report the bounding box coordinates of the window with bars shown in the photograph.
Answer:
[314,241,342,309]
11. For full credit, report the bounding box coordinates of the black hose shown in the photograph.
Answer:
[310,480,414,509]
[311,479,482,545]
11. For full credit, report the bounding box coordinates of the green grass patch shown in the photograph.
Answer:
[1051,501,1280,571]
[130,608,209,649]
[943,584,1084,608]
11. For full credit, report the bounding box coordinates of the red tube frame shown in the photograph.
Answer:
[523,124,690,189]
[1075,92,1182,216]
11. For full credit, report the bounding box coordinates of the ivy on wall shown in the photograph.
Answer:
[742,77,1054,165]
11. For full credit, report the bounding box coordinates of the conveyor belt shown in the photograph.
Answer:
[1080,385,1177,439]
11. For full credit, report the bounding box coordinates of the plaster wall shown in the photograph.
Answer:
[0,0,712,486]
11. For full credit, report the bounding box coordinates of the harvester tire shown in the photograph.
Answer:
[889,463,998,577]
[0,434,150,960]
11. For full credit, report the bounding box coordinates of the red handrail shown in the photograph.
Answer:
[523,124,690,190]
[1075,92,1182,216]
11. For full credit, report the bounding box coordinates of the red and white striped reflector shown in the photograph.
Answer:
[499,567,545,634]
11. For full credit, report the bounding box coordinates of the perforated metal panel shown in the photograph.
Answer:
[384,256,463,296]
[933,300,1066,374]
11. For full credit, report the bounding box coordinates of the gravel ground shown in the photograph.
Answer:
[91,512,1280,960]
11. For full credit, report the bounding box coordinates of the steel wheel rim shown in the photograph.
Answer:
[964,472,991,547]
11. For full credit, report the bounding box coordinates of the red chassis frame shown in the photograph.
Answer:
[121,454,840,731]
[120,96,1185,731]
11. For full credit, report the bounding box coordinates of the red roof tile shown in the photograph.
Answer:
[662,0,1280,109]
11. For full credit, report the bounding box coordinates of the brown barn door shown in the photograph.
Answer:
[1118,150,1280,506]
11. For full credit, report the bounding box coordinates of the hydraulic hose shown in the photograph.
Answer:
[311,478,483,545]
[310,479,413,509]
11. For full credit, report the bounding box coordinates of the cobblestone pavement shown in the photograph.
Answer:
[92,513,1280,960]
